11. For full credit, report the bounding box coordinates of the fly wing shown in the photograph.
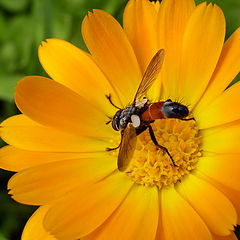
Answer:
[118,123,137,171]
[134,49,165,104]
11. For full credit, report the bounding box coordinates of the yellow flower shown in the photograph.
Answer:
[1,0,240,239]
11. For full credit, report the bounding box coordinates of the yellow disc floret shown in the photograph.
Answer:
[126,119,202,188]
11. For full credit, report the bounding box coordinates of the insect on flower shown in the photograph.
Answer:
[106,49,194,171]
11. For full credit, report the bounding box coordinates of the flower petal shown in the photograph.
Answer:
[0,115,114,152]
[15,76,113,138]
[213,233,237,240]
[44,173,133,239]
[177,174,237,236]
[194,27,240,115]
[161,186,211,240]
[197,175,240,226]
[214,185,240,226]
[123,0,158,73]
[201,123,240,154]
[82,9,142,105]
[22,206,56,240]
[196,82,240,129]
[196,155,240,191]
[0,145,90,171]
[180,3,225,107]
[83,185,159,240]
[38,39,120,115]
[157,0,195,99]
[8,154,116,205]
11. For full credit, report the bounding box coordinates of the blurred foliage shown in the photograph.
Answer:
[0,0,240,239]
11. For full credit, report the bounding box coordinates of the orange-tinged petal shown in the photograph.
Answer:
[8,155,116,205]
[123,0,158,73]
[83,185,158,240]
[196,82,240,129]
[82,9,142,105]
[44,173,133,239]
[15,76,113,138]
[196,155,240,191]
[157,0,195,99]
[155,195,165,240]
[202,123,240,154]
[0,115,114,152]
[215,185,240,226]
[194,28,240,115]
[213,233,238,240]
[180,3,225,107]
[177,174,237,236]
[161,186,211,240]
[0,145,87,171]
[39,39,120,115]
[197,175,240,225]
[22,206,56,240]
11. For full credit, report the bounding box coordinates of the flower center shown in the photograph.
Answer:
[126,119,202,188]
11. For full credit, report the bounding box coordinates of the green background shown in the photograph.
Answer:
[0,0,239,239]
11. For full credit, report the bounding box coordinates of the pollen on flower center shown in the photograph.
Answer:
[126,119,202,188]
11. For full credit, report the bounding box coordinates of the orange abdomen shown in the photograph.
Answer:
[141,102,165,121]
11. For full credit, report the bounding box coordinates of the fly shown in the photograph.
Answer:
[106,49,194,171]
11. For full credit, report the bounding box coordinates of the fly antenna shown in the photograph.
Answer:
[106,94,121,110]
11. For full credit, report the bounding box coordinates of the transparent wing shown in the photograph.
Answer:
[134,49,165,103]
[118,123,137,172]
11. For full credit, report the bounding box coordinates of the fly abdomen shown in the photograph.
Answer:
[141,102,165,122]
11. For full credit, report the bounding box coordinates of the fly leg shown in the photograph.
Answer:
[181,117,195,121]
[106,130,123,151]
[147,125,176,167]
[106,145,120,151]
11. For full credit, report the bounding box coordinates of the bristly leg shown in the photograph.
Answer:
[106,145,120,151]
[106,94,121,110]
[147,125,177,167]
[181,117,195,121]
[106,129,123,151]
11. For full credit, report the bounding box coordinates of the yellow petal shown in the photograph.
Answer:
[196,82,240,129]
[82,9,142,105]
[161,186,211,240]
[22,205,56,240]
[197,176,240,226]
[0,145,90,171]
[39,39,120,114]
[157,0,195,99]
[196,155,240,191]
[83,185,159,240]
[44,173,133,239]
[194,27,240,115]
[202,123,240,154]
[123,0,158,73]
[213,233,238,240]
[216,186,240,226]
[180,3,225,107]
[0,115,114,152]
[8,154,116,205]
[177,174,237,236]
[155,197,165,240]
[15,76,113,138]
